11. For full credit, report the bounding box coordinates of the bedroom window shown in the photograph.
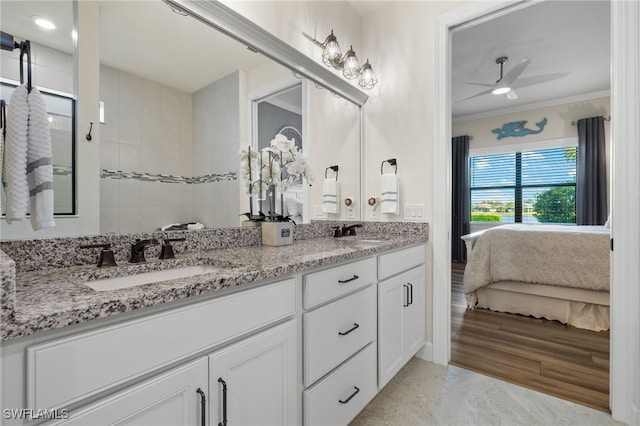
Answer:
[470,146,577,224]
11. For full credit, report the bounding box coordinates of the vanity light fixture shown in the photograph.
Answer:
[308,30,378,90]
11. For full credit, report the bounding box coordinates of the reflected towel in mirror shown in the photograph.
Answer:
[322,178,339,214]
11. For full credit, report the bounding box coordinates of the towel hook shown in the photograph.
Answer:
[325,165,339,180]
[381,158,397,175]
[18,40,32,93]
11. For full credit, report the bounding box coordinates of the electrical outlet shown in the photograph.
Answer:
[347,207,355,219]
[314,205,328,219]
[371,207,378,219]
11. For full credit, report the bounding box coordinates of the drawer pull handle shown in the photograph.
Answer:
[218,378,228,426]
[338,275,359,284]
[196,388,206,426]
[407,282,414,305]
[339,386,360,404]
[338,323,360,336]
[403,284,410,307]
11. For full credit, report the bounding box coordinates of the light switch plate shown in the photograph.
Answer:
[404,204,425,221]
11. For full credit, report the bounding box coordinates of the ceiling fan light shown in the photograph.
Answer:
[492,87,511,95]
[342,46,360,80]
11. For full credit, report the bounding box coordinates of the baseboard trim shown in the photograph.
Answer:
[414,341,433,362]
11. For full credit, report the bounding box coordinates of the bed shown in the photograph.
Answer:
[461,224,610,331]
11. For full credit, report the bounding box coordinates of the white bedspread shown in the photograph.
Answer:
[464,224,610,295]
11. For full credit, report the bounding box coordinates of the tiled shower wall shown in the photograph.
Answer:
[99,65,193,233]
[99,67,240,233]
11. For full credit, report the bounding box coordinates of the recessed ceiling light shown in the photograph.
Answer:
[32,16,56,30]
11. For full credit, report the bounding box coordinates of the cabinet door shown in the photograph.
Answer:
[378,265,426,389]
[46,358,208,426]
[209,321,297,426]
[403,265,425,358]
[378,276,405,389]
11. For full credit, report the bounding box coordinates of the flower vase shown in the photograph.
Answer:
[261,221,293,246]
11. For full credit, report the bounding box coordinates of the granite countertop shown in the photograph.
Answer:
[1,235,426,341]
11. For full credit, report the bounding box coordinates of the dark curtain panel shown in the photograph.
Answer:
[452,135,470,261]
[577,116,607,225]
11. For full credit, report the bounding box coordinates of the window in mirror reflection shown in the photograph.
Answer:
[0,81,76,216]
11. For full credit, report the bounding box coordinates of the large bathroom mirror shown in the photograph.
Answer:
[0,1,76,218]
[0,0,364,239]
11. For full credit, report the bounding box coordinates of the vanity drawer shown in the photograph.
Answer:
[303,285,375,386]
[378,244,425,280]
[303,256,376,309]
[26,278,296,412]
[303,342,377,426]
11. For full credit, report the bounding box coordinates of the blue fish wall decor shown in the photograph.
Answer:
[492,117,548,140]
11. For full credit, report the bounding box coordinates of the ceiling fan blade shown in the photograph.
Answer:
[462,81,495,88]
[510,72,571,89]
[455,87,495,103]
[501,58,531,86]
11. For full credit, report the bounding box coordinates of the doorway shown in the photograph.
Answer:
[432,0,640,422]
[249,81,309,224]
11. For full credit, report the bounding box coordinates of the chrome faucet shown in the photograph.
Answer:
[129,238,159,263]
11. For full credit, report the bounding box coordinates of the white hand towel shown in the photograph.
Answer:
[380,173,399,214]
[3,85,30,223]
[27,86,55,230]
[322,178,339,214]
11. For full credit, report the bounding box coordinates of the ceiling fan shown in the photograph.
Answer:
[457,56,570,102]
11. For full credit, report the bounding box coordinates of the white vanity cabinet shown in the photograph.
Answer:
[3,278,296,426]
[45,357,208,426]
[208,320,297,426]
[378,245,426,389]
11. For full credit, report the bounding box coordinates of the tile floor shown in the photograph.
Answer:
[351,357,621,425]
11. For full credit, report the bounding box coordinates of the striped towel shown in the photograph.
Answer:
[380,173,399,214]
[27,87,55,230]
[3,85,30,223]
[322,178,339,214]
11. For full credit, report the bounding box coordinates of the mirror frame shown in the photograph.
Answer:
[166,0,368,220]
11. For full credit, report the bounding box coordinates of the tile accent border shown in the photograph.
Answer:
[100,169,237,184]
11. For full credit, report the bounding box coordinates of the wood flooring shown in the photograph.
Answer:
[450,261,610,413]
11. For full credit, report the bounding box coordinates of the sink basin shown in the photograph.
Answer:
[85,265,223,292]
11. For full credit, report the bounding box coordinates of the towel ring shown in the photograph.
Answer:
[381,158,397,175]
[325,165,339,180]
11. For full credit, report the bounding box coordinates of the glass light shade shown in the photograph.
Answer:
[321,31,342,67]
[359,60,378,90]
[342,46,360,79]
[492,86,511,95]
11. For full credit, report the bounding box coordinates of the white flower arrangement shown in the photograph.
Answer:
[239,134,313,195]
[239,134,313,221]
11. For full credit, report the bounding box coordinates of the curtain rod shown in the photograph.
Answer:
[571,115,611,126]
